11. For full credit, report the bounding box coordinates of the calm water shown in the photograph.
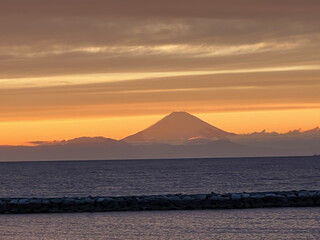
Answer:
[0,208,319,239]
[0,156,319,198]
[1,156,320,239]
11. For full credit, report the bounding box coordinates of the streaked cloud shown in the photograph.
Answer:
[1,70,320,121]
[1,65,320,89]
[0,1,319,80]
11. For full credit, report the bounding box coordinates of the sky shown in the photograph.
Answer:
[1,0,320,145]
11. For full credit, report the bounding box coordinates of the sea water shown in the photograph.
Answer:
[0,156,319,198]
[0,208,319,239]
[0,156,319,239]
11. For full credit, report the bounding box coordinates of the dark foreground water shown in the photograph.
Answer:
[0,156,320,198]
[0,208,319,240]
[1,156,320,239]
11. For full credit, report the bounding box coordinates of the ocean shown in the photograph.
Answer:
[0,156,320,239]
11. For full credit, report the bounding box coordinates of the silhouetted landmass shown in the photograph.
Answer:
[0,112,319,161]
[123,111,235,144]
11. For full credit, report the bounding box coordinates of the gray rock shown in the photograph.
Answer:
[50,198,63,204]
[29,199,42,208]
[0,200,8,213]
[209,195,229,201]
[165,196,181,201]
[276,194,287,200]
[251,194,265,199]
[298,192,310,198]
[241,193,250,199]
[9,199,19,205]
[0,200,6,206]
[182,196,195,201]
[85,197,95,205]
[62,199,75,206]
[74,199,86,205]
[18,199,30,205]
[265,193,277,198]
[153,196,168,201]
[96,198,105,203]
[287,193,297,199]
[231,194,241,200]
[194,194,207,200]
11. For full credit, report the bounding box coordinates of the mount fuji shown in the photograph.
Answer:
[123,111,235,144]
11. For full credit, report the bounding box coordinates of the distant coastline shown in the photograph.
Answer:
[1,112,319,161]
[0,154,319,163]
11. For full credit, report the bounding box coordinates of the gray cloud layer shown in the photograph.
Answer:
[0,0,319,79]
[2,0,319,19]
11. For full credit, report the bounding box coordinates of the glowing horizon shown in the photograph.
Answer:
[1,108,320,146]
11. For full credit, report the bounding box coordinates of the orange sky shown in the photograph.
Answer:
[1,0,320,145]
[1,107,320,146]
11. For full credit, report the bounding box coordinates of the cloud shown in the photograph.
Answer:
[1,40,319,80]
[1,70,320,120]
[0,1,319,80]
[1,0,319,20]
[0,0,319,121]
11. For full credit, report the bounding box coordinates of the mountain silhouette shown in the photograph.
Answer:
[29,137,128,146]
[123,111,235,143]
[1,112,319,161]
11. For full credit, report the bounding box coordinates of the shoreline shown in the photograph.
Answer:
[1,190,320,214]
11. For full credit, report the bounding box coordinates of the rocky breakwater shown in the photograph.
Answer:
[1,190,320,214]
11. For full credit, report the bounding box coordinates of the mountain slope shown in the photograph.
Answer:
[123,111,235,143]
[0,137,130,161]
[29,136,128,146]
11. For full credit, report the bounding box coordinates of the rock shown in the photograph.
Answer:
[241,193,250,199]
[182,196,194,201]
[74,199,86,205]
[9,199,19,205]
[308,191,317,197]
[165,196,181,201]
[276,194,287,201]
[28,199,43,213]
[265,193,277,198]
[40,199,51,212]
[0,200,6,206]
[251,194,265,199]
[50,198,63,204]
[231,194,241,200]
[96,198,105,203]
[287,193,297,199]
[214,195,230,201]
[298,192,310,198]
[62,199,75,207]
[85,197,95,205]
[8,199,19,213]
[18,199,30,205]
[1,190,319,214]
[0,200,8,213]
[194,194,207,200]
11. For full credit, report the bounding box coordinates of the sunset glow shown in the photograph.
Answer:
[1,108,319,146]
[1,0,319,146]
